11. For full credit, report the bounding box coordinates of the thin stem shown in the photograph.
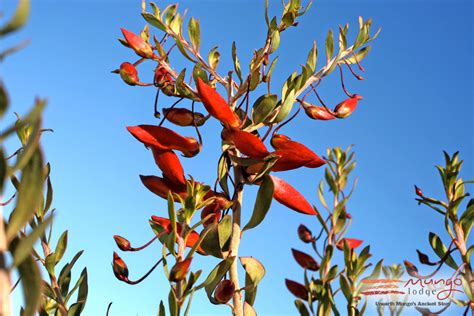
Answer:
[126,256,166,285]
[130,236,159,252]
[338,64,354,98]
[229,165,244,316]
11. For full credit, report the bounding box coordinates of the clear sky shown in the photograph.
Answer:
[2,0,473,315]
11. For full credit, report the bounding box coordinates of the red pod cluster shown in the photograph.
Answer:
[303,104,336,121]
[336,238,363,250]
[271,134,326,168]
[269,175,316,215]
[163,107,206,127]
[152,148,186,186]
[150,216,203,252]
[121,28,154,59]
[127,125,200,157]
[140,175,186,199]
[270,149,314,172]
[196,78,240,130]
[225,130,269,159]
[334,94,363,119]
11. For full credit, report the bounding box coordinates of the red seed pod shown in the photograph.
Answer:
[270,150,313,172]
[112,252,129,281]
[285,279,309,300]
[113,235,132,251]
[270,176,317,215]
[414,185,423,198]
[140,175,186,199]
[404,260,420,278]
[292,249,320,271]
[270,134,326,168]
[169,257,193,282]
[201,203,222,226]
[121,28,154,59]
[154,66,173,86]
[214,280,235,304]
[196,78,241,129]
[303,104,336,120]
[127,125,200,157]
[297,224,313,243]
[152,149,186,187]
[162,107,206,127]
[150,216,204,253]
[336,238,363,251]
[119,62,140,86]
[334,94,363,119]
[227,130,269,159]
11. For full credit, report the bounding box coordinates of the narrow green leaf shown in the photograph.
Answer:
[240,256,265,305]
[429,232,458,270]
[243,176,274,231]
[13,216,52,266]
[7,149,44,241]
[54,230,68,264]
[325,29,334,63]
[188,17,200,50]
[0,0,30,35]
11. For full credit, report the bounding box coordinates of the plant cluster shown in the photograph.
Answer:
[0,1,87,315]
[111,0,379,315]
[286,147,383,316]
[407,152,473,315]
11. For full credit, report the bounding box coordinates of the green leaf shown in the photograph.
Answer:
[158,301,166,316]
[200,223,222,258]
[344,46,371,65]
[240,256,265,305]
[196,256,235,303]
[6,149,44,241]
[55,230,68,264]
[251,94,277,124]
[244,302,257,316]
[0,0,30,35]
[168,288,178,316]
[325,29,334,63]
[192,64,208,83]
[231,42,243,82]
[218,215,232,250]
[13,216,52,266]
[208,46,220,70]
[339,274,352,301]
[294,299,310,316]
[167,193,177,256]
[429,232,458,270]
[243,175,274,231]
[188,17,200,50]
[274,89,295,123]
[18,253,41,316]
[0,81,8,118]
[306,41,318,73]
[270,30,280,53]
[142,13,166,31]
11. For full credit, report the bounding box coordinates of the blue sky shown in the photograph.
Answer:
[2,0,472,315]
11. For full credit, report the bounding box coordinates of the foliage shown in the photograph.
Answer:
[0,1,87,315]
[112,0,379,315]
[286,147,383,315]
[408,152,473,314]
